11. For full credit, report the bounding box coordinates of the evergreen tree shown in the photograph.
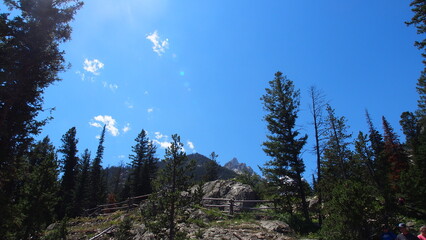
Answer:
[406,0,426,115]
[142,134,195,240]
[0,0,82,236]
[73,149,91,216]
[128,129,158,197]
[260,71,310,221]
[382,117,408,192]
[20,137,59,239]
[89,125,106,207]
[404,1,426,213]
[203,151,219,182]
[320,180,380,240]
[58,127,79,218]
[321,105,352,183]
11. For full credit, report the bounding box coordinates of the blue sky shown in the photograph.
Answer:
[37,0,421,180]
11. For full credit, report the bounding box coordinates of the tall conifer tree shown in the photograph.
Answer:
[142,134,195,239]
[0,0,82,235]
[20,137,59,239]
[58,127,79,218]
[73,149,91,216]
[128,129,157,197]
[89,125,106,207]
[260,71,309,221]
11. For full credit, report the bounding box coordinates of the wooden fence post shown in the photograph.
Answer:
[127,197,131,212]
[229,199,234,215]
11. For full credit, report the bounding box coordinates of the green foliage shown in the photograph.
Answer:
[43,218,68,240]
[73,149,91,216]
[127,129,158,197]
[273,212,317,234]
[142,134,195,240]
[203,152,219,182]
[0,0,82,234]
[319,180,381,240]
[234,170,267,199]
[58,127,79,218]
[89,125,107,208]
[19,137,60,239]
[260,71,310,221]
[115,216,134,240]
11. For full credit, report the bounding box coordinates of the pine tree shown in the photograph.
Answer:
[203,151,219,182]
[0,0,82,235]
[58,127,79,218]
[321,105,352,183]
[382,117,408,192]
[73,149,91,216]
[128,129,158,197]
[142,134,195,240]
[20,137,60,239]
[260,71,310,221]
[406,0,426,115]
[89,125,106,207]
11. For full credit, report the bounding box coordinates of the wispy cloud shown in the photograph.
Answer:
[147,108,154,113]
[154,132,165,140]
[102,81,118,91]
[83,59,104,75]
[89,115,119,136]
[125,101,134,109]
[123,123,131,133]
[146,30,169,56]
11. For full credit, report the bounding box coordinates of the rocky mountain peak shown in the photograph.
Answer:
[224,157,254,175]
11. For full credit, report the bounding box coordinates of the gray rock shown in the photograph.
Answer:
[259,220,292,234]
[200,180,258,210]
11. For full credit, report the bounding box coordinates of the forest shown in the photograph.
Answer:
[0,0,425,239]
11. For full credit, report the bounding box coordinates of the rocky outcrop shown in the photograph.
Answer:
[199,180,258,210]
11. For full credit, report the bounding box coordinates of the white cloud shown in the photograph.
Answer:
[153,139,171,149]
[146,30,169,56]
[90,122,102,128]
[89,115,119,136]
[83,59,104,75]
[147,108,154,113]
[187,141,195,150]
[154,132,166,140]
[118,155,125,159]
[123,123,131,133]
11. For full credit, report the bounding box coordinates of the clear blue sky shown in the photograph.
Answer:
[36,0,420,180]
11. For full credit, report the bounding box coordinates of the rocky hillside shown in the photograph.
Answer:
[43,180,309,240]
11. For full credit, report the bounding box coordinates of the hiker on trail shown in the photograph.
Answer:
[418,226,426,240]
[380,224,397,240]
[396,223,420,240]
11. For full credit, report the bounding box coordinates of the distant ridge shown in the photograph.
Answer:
[224,157,254,175]
[187,153,237,180]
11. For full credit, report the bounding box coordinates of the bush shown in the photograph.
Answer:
[319,180,381,240]
[115,216,134,240]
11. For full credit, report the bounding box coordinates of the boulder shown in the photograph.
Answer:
[199,180,257,210]
[259,220,293,234]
